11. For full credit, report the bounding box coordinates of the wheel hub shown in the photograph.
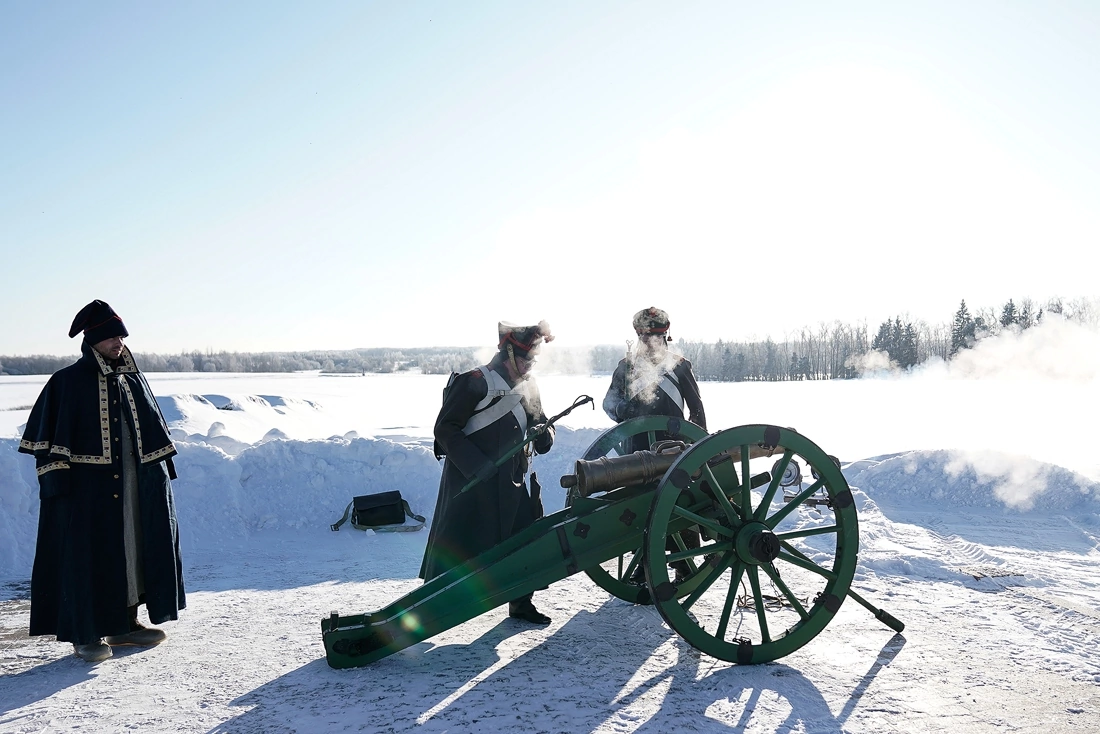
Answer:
[736,522,781,565]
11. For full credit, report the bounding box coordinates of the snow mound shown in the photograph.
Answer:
[200,393,234,409]
[259,428,290,443]
[259,394,321,409]
[0,426,606,580]
[0,439,38,583]
[845,449,1100,512]
[155,394,214,423]
[155,392,329,448]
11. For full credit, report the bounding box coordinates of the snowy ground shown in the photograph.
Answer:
[2,329,1099,732]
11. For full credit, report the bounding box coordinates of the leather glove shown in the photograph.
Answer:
[532,424,554,455]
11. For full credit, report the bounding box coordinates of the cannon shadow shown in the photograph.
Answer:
[209,597,905,733]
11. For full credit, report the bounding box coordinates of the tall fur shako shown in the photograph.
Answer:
[497,320,553,355]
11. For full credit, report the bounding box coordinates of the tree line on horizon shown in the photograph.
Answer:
[670,296,1092,382]
[2,296,1095,380]
[0,347,482,378]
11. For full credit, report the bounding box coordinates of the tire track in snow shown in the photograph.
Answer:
[924,518,1025,581]
[924,518,1100,683]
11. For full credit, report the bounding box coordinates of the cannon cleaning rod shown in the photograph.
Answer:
[845,587,905,632]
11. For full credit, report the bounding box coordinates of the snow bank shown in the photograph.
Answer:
[5,376,1099,584]
[0,426,602,581]
[0,438,39,583]
[155,393,327,447]
[6,406,1100,581]
[845,449,1100,512]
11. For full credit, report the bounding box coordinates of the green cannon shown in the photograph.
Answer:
[321,416,903,669]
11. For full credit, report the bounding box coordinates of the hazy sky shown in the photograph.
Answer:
[2,1,1098,355]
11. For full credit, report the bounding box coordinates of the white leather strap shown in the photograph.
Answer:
[463,367,527,436]
[627,367,684,412]
[658,374,684,412]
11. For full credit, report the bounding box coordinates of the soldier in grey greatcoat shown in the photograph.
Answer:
[420,321,555,623]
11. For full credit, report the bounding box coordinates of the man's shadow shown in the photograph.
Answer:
[208,596,906,733]
[1,589,98,718]
[0,657,97,719]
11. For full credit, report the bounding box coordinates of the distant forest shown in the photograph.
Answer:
[2,297,1095,381]
[0,346,481,378]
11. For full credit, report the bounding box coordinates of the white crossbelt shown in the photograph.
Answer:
[658,374,684,412]
[628,370,684,413]
[462,366,528,436]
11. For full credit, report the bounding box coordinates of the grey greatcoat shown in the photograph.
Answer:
[419,355,553,582]
[602,353,707,453]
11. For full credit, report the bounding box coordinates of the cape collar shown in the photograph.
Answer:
[81,340,139,376]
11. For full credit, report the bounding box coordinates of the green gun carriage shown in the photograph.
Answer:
[322,416,903,669]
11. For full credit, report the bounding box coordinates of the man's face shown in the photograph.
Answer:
[637,334,668,361]
[505,349,537,381]
[93,336,125,360]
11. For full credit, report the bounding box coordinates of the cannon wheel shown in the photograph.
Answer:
[643,425,859,663]
[568,416,708,604]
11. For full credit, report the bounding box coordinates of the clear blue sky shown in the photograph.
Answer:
[2,1,1098,355]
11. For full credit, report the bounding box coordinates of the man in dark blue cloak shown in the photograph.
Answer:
[19,300,186,662]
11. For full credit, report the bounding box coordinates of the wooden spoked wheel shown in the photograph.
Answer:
[642,425,859,663]
[568,416,707,604]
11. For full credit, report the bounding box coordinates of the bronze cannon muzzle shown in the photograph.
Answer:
[561,440,687,497]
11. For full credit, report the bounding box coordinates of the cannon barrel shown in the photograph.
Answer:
[560,439,785,497]
[562,441,687,497]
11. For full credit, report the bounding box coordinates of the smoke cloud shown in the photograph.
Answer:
[847,349,896,375]
[942,315,1100,381]
[625,342,681,406]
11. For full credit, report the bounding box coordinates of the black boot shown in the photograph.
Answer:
[508,595,551,625]
[73,640,113,662]
[105,605,166,647]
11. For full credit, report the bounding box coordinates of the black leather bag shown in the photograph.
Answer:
[354,491,406,526]
[331,490,426,533]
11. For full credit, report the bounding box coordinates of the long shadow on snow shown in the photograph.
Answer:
[208,597,904,733]
[0,656,97,720]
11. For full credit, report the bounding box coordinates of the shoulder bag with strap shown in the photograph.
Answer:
[330,490,427,533]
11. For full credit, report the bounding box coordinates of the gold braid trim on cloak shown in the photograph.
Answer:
[36,461,70,476]
[19,343,175,467]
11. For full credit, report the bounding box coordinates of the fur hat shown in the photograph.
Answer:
[498,320,554,356]
[69,300,128,344]
[632,307,670,335]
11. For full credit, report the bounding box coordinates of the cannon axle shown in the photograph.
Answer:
[738,523,782,564]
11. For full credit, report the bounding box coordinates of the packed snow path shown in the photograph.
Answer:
[2,507,1098,733]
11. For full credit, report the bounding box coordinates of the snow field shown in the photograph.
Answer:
[2,364,1099,732]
